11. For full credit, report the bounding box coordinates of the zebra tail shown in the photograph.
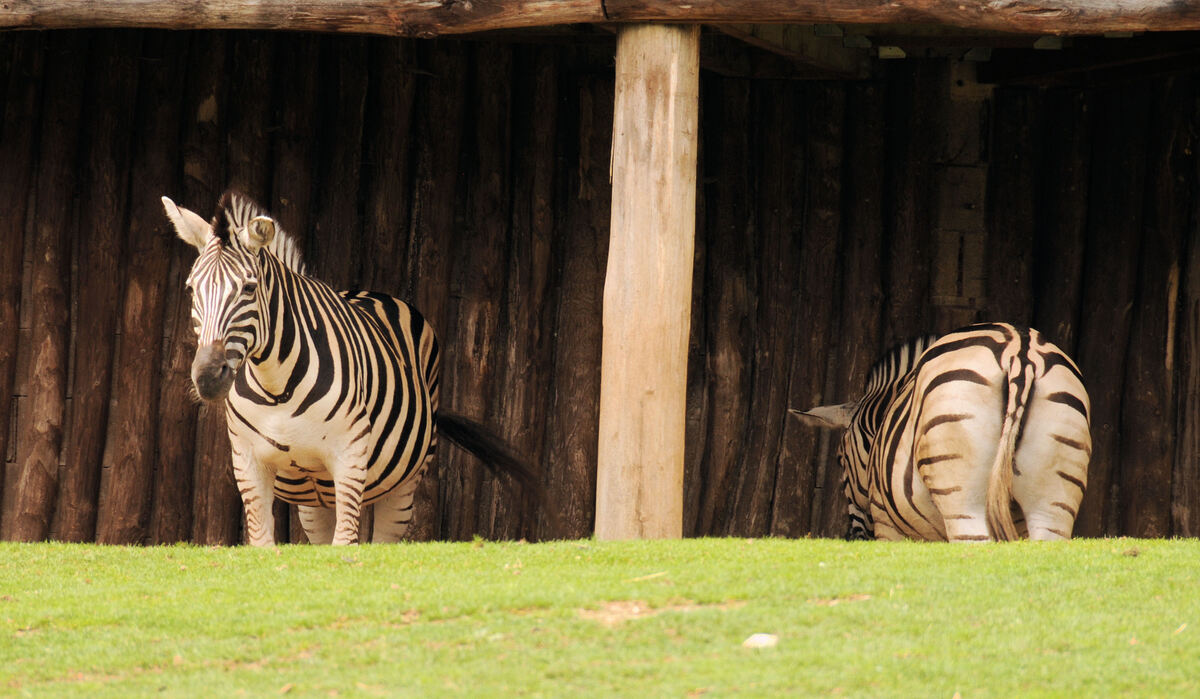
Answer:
[985,353,1033,541]
[435,412,565,539]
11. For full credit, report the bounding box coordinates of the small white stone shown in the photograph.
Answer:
[742,633,779,649]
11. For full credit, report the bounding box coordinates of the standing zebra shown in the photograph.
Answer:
[792,323,1091,542]
[163,190,552,546]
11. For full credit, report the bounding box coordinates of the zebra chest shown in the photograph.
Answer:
[227,399,359,469]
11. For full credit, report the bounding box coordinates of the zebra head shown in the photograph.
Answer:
[162,191,277,402]
[789,402,871,540]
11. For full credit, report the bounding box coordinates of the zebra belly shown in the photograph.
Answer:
[230,409,432,510]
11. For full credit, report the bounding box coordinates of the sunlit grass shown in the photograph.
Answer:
[2,537,1196,696]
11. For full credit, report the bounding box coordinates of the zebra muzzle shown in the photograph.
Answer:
[191,341,235,401]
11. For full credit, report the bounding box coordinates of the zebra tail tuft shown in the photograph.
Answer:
[435,412,565,540]
[986,354,1032,541]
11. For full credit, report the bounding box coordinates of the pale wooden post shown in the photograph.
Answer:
[596,24,700,540]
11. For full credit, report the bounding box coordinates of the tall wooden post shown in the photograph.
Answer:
[596,24,699,540]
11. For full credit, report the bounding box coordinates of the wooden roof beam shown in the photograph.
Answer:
[4,0,1200,36]
[606,1,1200,35]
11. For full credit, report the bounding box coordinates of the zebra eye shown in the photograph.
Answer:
[242,281,258,295]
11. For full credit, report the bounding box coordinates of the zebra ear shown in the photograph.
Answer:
[162,196,213,251]
[789,402,856,429]
[242,216,276,253]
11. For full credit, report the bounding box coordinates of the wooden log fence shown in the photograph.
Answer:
[1,29,1199,542]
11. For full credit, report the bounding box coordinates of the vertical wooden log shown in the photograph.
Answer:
[1175,91,1200,536]
[1074,83,1149,537]
[736,82,842,537]
[270,34,321,542]
[494,46,558,540]
[151,31,225,544]
[54,31,140,542]
[202,31,274,545]
[271,34,320,252]
[596,25,699,540]
[984,87,1039,326]
[882,60,941,345]
[8,33,88,542]
[1119,76,1192,537]
[438,44,512,541]
[693,77,753,537]
[310,35,367,289]
[1033,88,1091,353]
[404,41,469,541]
[802,82,887,538]
[95,32,187,544]
[362,38,417,295]
[541,71,610,540]
[0,34,43,526]
[360,37,418,542]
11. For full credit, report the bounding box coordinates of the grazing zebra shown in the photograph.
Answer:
[792,323,1091,542]
[163,190,552,546]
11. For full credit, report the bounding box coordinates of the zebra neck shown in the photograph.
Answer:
[239,254,317,406]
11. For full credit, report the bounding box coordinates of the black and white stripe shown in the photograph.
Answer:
[794,322,1091,542]
[164,190,551,545]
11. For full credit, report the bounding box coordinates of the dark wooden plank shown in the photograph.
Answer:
[403,40,470,542]
[682,75,709,538]
[735,81,840,537]
[150,31,226,545]
[694,76,754,536]
[269,34,322,544]
[882,59,940,345]
[54,30,141,542]
[1119,76,1192,538]
[540,70,611,540]
[270,34,321,254]
[8,32,88,542]
[1073,83,1150,537]
[1033,87,1091,354]
[1175,82,1200,537]
[361,37,417,295]
[208,30,276,545]
[0,33,44,530]
[488,45,559,540]
[196,31,275,545]
[95,31,187,545]
[439,43,512,541]
[309,35,367,289]
[983,87,1038,327]
[805,82,887,538]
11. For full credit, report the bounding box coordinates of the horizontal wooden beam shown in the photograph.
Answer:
[3,0,1200,36]
[0,0,603,37]
[608,1,1200,35]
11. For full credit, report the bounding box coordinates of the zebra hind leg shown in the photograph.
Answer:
[298,505,335,545]
[371,477,425,543]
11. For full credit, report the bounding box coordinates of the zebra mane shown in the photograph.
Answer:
[212,189,308,276]
[863,334,941,395]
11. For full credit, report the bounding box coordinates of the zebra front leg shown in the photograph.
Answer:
[330,459,368,545]
[230,446,277,547]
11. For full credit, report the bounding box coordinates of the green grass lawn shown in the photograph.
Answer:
[1,537,1196,697]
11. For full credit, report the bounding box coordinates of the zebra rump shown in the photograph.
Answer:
[792,322,1091,542]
